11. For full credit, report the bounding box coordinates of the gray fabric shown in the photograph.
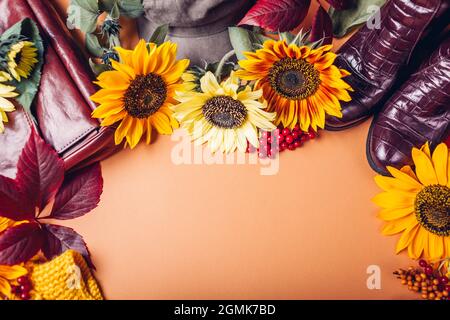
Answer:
[138,0,254,65]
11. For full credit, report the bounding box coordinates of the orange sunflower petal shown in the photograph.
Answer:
[163,59,190,84]
[114,115,133,145]
[100,110,127,127]
[111,60,136,80]
[428,234,444,260]
[381,214,417,236]
[396,224,419,254]
[408,226,427,259]
[128,118,144,149]
[412,147,438,185]
[131,39,148,74]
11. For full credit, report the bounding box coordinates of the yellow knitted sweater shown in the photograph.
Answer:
[29,250,103,300]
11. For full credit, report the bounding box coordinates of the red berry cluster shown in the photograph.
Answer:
[278,125,317,152]
[394,259,449,300]
[247,126,318,158]
[246,130,278,159]
[11,276,32,300]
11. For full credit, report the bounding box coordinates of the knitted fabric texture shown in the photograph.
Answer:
[29,250,103,300]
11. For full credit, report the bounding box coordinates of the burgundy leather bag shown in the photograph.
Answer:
[0,0,120,179]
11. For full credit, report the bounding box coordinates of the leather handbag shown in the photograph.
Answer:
[0,0,120,179]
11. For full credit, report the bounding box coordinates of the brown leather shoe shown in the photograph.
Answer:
[325,0,450,131]
[367,35,450,175]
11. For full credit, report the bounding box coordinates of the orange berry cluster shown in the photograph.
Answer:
[394,259,449,300]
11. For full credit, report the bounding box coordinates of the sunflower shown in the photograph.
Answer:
[0,218,28,300]
[180,71,198,91]
[0,83,18,133]
[0,264,28,300]
[0,217,16,233]
[173,71,276,153]
[373,142,450,260]
[7,41,38,81]
[0,71,11,82]
[236,40,353,131]
[91,39,190,149]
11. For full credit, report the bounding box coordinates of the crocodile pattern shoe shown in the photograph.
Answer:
[367,36,450,175]
[325,0,450,130]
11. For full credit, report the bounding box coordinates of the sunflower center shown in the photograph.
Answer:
[124,73,167,119]
[415,185,450,236]
[14,51,22,65]
[268,58,320,100]
[202,96,247,129]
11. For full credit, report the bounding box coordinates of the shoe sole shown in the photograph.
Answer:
[324,115,370,131]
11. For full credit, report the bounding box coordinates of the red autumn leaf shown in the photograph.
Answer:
[42,224,93,268]
[49,163,103,220]
[15,129,65,212]
[310,5,333,45]
[326,0,354,10]
[0,176,29,220]
[238,0,311,32]
[0,222,43,265]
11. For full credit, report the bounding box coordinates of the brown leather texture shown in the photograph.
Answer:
[367,35,450,175]
[0,0,120,179]
[326,0,450,130]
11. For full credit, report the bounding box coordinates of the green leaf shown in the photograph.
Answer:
[148,24,169,46]
[85,33,104,57]
[89,58,111,76]
[329,0,387,38]
[117,0,143,18]
[7,19,45,122]
[228,27,270,61]
[109,2,120,20]
[73,0,98,12]
[67,0,99,33]
[0,23,21,41]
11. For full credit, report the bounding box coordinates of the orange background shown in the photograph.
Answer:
[49,0,414,299]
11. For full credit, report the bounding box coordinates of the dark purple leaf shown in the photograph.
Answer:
[0,175,32,220]
[0,222,43,265]
[326,0,354,10]
[42,224,93,268]
[49,163,103,220]
[15,129,65,212]
[238,0,311,32]
[310,5,333,45]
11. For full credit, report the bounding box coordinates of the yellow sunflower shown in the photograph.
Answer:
[0,264,28,300]
[173,71,276,153]
[0,217,16,232]
[0,71,12,82]
[236,40,353,131]
[91,39,190,149]
[0,217,28,300]
[373,142,450,260]
[180,71,198,91]
[7,41,38,81]
[0,83,18,133]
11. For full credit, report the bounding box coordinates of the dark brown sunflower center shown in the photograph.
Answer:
[15,51,22,65]
[268,58,320,100]
[415,185,450,236]
[202,96,247,129]
[124,73,167,118]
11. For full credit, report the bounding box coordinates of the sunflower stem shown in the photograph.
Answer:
[215,49,235,82]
